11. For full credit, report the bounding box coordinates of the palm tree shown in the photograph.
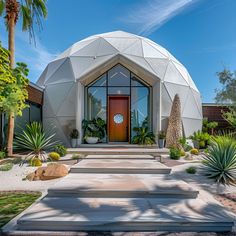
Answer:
[0,0,47,156]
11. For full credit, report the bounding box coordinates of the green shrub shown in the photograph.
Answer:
[54,144,67,157]
[180,150,186,157]
[30,158,42,167]
[14,122,58,162]
[186,166,197,174]
[48,152,60,161]
[0,151,6,159]
[203,135,236,186]
[71,154,84,160]
[190,148,199,155]
[190,131,210,149]
[169,148,181,160]
[0,162,13,171]
[184,144,192,152]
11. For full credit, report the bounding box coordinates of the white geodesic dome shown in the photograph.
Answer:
[37,31,202,145]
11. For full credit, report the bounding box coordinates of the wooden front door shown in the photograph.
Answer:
[108,96,129,142]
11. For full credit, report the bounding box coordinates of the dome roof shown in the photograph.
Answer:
[37,30,198,92]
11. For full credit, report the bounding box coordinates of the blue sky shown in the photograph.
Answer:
[0,0,235,102]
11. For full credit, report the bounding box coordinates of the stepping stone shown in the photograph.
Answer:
[17,197,234,232]
[47,173,199,198]
[70,159,171,174]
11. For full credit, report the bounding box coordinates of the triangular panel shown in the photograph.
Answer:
[161,84,173,117]
[182,90,202,119]
[43,92,56,118]
[104,37,138,52]
[182,118,202,137]
[172,61,190,85]
[142,40,167,59]
[71,38,100,57]
[123,39,143,57]
[69,38,97,56]
[72,55,115,80]
[191,89,203,117]
[46,58,66,81]
[164,62,189,86]
[123,55,156,76]
[96,38,118,56]
[57,85,76,117]
[164,82,191,113]
[145,58,169,79]
[37,66,48,86]
[45,82,74,115]
[46,59,75,84]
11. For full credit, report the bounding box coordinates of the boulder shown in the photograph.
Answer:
[40,163,68,180]
[26,164,68,181]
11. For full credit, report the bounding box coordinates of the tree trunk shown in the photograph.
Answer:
[8,6,15,68]
[7,112,15,156]
[6,2,16,156]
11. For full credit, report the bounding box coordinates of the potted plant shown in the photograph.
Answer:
[85,131,99,144]
[82,118,106,144]
[70,129,79,148]
[158,131,166,148]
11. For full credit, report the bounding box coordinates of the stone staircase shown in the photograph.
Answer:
[16,155,234,233]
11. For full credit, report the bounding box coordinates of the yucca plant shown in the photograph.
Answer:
[132,123,155,145]
[202,135,236,189]
[14,122,58,163]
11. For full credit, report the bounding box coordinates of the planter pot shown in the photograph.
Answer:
[158,139,165,148]
[192,140,199,149]
[86,137,99,144]
[71,139,78,148]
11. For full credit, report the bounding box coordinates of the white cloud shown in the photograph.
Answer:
[124,0,198,35]
[14,32,58,82]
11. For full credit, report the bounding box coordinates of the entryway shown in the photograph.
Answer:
[108,96,129,142]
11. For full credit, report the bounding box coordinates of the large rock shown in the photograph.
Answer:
[26,164,68,181]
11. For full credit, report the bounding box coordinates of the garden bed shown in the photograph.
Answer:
[0,191,41,228]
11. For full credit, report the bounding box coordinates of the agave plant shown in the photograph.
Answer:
[14,122,58,163]
[132,123,155,145]
[202,135,236,187]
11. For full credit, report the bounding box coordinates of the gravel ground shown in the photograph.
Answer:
[0,157,78,193]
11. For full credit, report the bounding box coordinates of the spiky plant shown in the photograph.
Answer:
[132,123,155,145]
[203,135,236,187]
[14,122,58,163]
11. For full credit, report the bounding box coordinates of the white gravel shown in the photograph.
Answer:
[0,163,69,193]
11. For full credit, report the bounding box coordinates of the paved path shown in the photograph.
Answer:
[3,154,235,234]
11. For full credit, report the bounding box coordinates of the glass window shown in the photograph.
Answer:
[108,87,130,95]
[131,87,150,138]
[15,106,30,133]
[131,74,147,87]
[30,104,42,122]
[87,87,106,121]
[108,64,130,86]
[90,74,106,87]
[86,63,151,143]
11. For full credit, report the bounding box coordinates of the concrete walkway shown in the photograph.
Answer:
[4,154,235,234]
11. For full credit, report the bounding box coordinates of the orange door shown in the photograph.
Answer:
[109,96,129,142]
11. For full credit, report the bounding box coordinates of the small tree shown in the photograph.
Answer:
[215,68,236,130]
[0,44,29,156]
[166,94,182,149]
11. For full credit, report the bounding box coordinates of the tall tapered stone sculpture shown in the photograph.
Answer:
[166,94,183,149]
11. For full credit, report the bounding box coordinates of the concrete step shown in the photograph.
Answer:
[67,147,169,157]
[47,173,198,199]
[85,154,155,160]
[70,159,171,174]
[17,197,234,232]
